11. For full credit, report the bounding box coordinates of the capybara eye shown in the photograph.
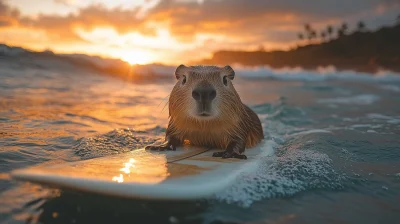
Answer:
[182,75,186,85]
[223,76,228,86]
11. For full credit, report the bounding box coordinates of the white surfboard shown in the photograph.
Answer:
[11,144,270,200]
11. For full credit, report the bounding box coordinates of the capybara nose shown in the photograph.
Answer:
[192,87,216,102]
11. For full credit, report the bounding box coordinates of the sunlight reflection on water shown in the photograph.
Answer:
[1,59,400,224]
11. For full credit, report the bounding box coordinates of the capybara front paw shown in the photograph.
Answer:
[212,151,225,157]
[212,151,247,160]
[145,144,176,151]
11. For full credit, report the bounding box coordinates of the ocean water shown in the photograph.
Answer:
[1,58,400,224]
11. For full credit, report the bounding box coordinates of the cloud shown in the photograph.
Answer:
[54,0,76,6]
[0,0,20,26]
[1,0,399,58]
[146,0,400,42]
[1,0,155,43]
[20,4,151,42]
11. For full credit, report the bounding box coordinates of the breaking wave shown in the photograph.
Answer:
[133,64,400,82]
[214,100,346,207]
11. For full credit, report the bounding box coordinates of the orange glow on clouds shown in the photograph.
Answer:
[1,0,398,64]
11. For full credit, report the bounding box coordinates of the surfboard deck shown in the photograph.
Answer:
[10,145,265,200]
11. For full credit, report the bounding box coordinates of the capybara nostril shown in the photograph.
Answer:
[192,89,201,101]
[210,89,216,100]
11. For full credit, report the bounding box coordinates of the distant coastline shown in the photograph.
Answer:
[197,24,400,73]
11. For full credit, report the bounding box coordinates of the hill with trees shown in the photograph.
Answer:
[198,20,400,73]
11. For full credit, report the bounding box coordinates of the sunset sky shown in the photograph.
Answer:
[1,0,399,65]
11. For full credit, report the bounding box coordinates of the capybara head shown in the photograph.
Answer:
[169,65,243,122]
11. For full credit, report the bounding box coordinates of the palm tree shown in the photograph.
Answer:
[341,22,348,35]
[304,23,311,32]
[303,23,316,43]
[311,30,317,39]
[320,31,327,42]
[337,28,345,38]
[298,33,304,40]
[357,21,366,32]
[306,30,317,43]
[326,25,333,40]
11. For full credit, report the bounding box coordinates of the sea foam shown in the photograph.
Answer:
[134,64,400,82]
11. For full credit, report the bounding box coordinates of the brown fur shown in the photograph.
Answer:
[165,65,264,153]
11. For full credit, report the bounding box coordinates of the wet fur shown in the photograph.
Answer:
[150,65,263,156]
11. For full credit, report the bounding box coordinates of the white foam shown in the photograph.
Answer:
[235,66,400,82]
[110,64,400,82]
[215,149,345,207]
[367,113,393,120]
[380,84,400,92]
[387,119,400,124]
[0,45,26,56]
[288,129,332,137]
[351,124,373,128]
[366,114,400,125]
[317,94,379,105]
[343,117,357,122]
[214,112,344,207]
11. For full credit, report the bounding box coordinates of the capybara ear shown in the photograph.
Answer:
[175,64,188,79]
[223,65,235,80]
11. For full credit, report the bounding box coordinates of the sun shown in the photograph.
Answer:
[120,50,153,65]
